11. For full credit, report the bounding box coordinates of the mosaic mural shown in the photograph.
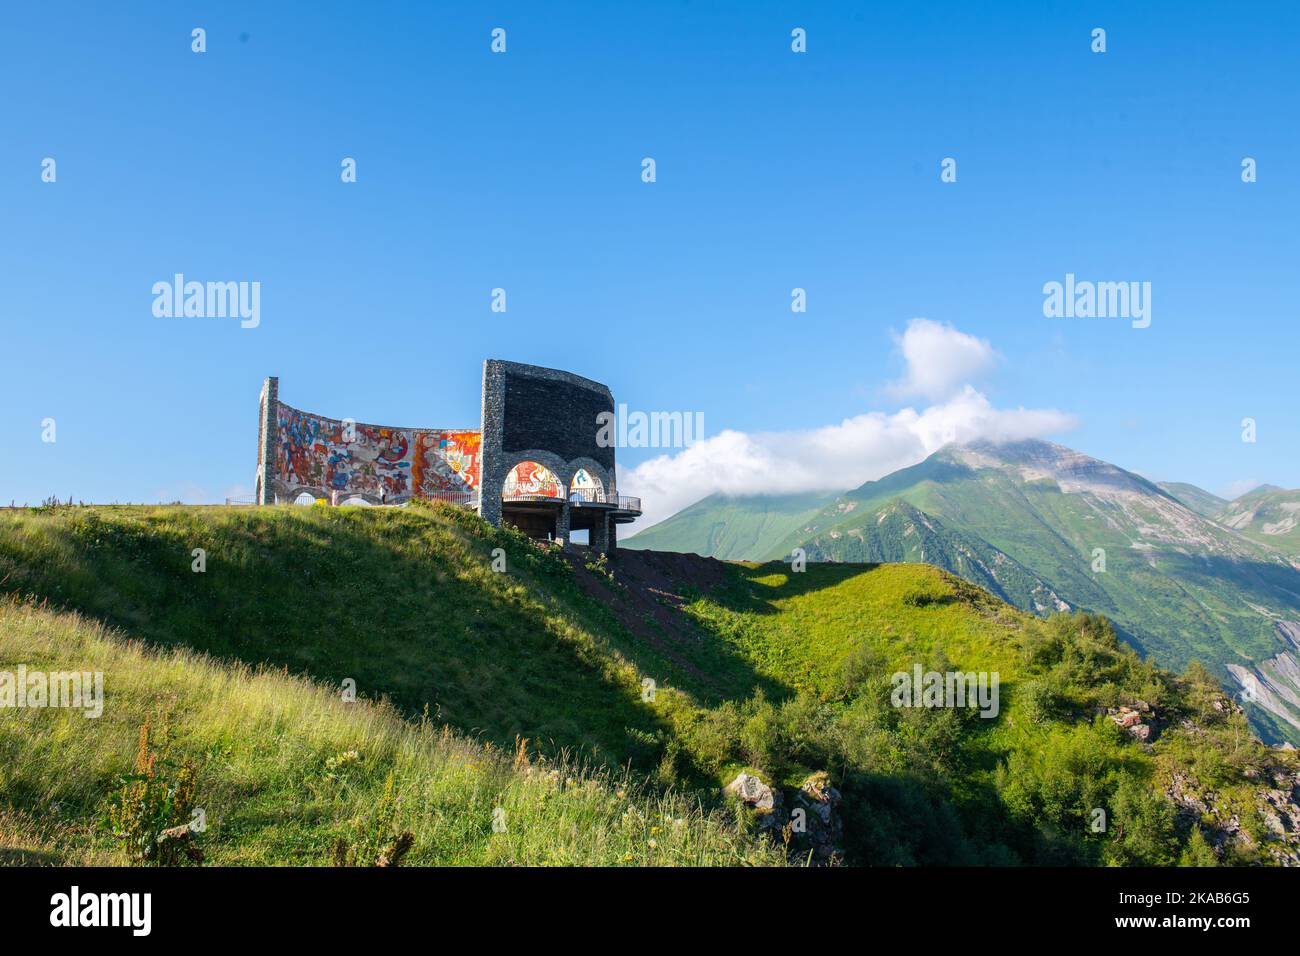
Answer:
[569,467,603,501]
[502,460,564,499]
[275,404,480,501]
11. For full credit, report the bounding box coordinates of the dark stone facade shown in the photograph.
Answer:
[502,371,615,472]
[480,360,624,550]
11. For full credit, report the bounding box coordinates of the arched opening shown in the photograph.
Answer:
[568,467,605,503]
[339,496,372,507]
[501,460,565,541]
[293,492,317,506]
[503,461,565,501]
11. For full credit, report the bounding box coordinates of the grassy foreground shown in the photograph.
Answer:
[1,502,1298,866]
[0,596,781,866]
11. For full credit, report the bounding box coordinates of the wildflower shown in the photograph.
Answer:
[648,838,658,849]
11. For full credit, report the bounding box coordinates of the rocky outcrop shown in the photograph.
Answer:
[1109,701,1161,743]
[725,772,780,812]
[1164,764,1300,866]
[724,770,843,865]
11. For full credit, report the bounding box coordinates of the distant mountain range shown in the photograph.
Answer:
[1214,485,1300,559]
[625,440,1300,744]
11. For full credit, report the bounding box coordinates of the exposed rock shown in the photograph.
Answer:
[724,770,843,866]
[792,772,844,863]
[798,771,841,824]
[1110,705,1159,742]
[1166,764,1300,866]
[725,772,779,812]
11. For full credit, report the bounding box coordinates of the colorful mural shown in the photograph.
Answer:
[569,467,603,502]
[274,404,480,502]
[502,461,564,499]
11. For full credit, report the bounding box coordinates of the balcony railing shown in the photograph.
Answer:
[232,485,633,514]
[502,479,566,502]
[568,489,641,512]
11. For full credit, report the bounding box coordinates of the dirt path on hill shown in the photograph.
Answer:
[563,547,733,689]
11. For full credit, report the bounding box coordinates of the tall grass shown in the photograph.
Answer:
[0,597,783,866]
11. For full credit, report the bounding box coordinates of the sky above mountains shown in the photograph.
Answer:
[3,2,1297,520]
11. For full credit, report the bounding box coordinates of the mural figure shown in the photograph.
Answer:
[503,461,563,499]
[569,467,602,502]
[274,404,479,503]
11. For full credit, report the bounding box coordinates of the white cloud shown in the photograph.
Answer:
[887,318,997,401]
[621,384,1076,531]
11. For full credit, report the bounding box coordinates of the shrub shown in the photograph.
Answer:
[330,772,415,867]
[1103,772,1179,866]
[1016,679,1060,725]
[102,719,203,866]
[901,585,948,608]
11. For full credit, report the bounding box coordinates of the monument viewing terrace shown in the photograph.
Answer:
[253,360,641,552]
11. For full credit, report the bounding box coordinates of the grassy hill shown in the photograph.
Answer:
[0,596,778,866]
[2,502,1298,866]
[795,499,1068,614]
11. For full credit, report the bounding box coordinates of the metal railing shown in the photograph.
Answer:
[231,489,480,508]
[229,485,634,513]
[423,489,481,508]
[503,479,566,502]
[568,489,642,512]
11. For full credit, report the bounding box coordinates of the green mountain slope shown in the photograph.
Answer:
[3,503,1298,866]
[622,490,840,560]
[1216,486,1300,559]
[1158,482,1229,518]
[768,441,1300,744]
[797,499,1068,614]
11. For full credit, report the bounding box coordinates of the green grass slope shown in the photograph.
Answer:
[3,503,1298,866]
[0,597,780,866]
[795,499,1067,614]
[622,491,841,560]
[0,502,696,763]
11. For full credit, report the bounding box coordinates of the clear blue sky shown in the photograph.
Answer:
[3,1,1297,510]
